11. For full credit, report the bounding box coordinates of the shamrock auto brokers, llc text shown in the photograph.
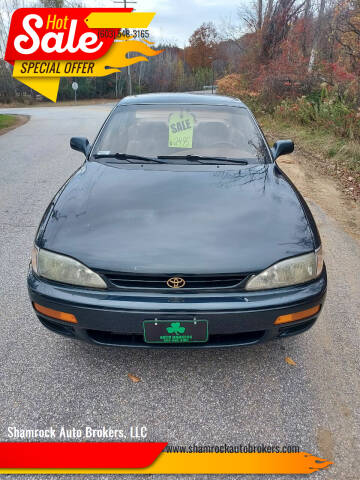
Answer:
[7,425,148,439]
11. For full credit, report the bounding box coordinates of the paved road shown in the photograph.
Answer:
[0,105,359,480]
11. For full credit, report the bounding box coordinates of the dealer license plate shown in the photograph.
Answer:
[143,320,208,344]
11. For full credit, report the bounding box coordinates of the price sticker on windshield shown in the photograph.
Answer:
[168,112,194,148]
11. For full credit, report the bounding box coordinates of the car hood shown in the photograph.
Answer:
[39,162,314,274]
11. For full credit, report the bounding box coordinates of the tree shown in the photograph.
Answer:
[308,0,326,71]
[187,22,218,69]
[260,0,306,60]
[39,0,65,6]
[257,0,263,29]
[334,0,360,63]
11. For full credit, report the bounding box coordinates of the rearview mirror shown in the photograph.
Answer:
[271,140,294,160]
[70,137,90,156]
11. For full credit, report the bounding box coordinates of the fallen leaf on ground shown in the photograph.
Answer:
[285,356,296,366]
[128,373,141,383]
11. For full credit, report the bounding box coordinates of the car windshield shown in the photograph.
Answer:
[91,104,271,164]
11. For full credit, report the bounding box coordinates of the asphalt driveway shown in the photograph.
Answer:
[0,104,359,480]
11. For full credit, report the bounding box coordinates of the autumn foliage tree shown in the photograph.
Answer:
[216,0,360,146]
[186,22,218,69]
[334,0,360,70]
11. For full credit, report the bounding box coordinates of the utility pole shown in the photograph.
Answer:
[212,65,214,94]
[128,65,132,95]
[208,56,214,94]
[113,0,137,7]
[113,0,137,96]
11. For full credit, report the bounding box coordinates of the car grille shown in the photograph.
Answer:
[101,272,250,291]
[87,329,265,347]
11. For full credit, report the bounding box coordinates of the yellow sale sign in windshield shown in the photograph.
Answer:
[168,112,194,148]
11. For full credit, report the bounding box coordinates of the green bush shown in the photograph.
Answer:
[274,87,360,140]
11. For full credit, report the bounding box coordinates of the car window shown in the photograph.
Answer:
[92,104,271,164]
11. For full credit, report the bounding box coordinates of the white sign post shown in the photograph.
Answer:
[72,81,78,103]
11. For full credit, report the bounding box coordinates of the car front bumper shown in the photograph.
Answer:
[27,267,327,348]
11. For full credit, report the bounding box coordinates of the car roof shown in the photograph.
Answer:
[118,92,246,107]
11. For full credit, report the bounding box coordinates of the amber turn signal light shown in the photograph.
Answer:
[33,303,78,324]
[274,305,321,325]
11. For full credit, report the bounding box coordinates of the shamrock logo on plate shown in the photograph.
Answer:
[166,322,185,334]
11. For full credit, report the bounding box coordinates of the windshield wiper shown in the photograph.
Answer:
[93,153,167,164]
[157,154,248,165]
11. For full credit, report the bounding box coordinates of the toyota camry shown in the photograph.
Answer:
[28,93,327,347]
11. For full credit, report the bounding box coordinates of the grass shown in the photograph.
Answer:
[0,114,17,131]
[0,98,115,108]
[259,114,360,175]
[257,113,360,200]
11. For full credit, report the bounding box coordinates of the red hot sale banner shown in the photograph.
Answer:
[4,8,162,101]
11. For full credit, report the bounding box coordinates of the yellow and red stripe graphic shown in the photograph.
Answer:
[0,443,333,474]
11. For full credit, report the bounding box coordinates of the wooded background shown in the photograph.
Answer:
[1,0,360,145]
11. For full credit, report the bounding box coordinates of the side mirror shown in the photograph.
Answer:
[70,137,90,156]
[271,140,294,160]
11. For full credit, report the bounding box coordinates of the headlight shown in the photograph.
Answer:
[245,247,323,291]
[31,247,107,289]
